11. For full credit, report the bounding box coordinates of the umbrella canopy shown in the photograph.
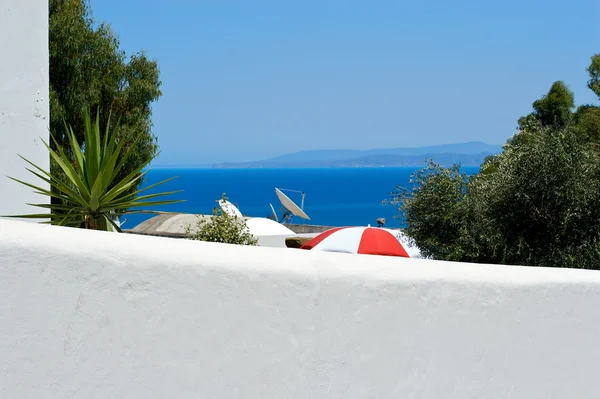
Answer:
[300,226,410,257]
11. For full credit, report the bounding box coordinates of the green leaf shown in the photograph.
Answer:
[119,176,179,197]
[65,124,85,177]
[21,164,88,207]
[117,190,182,204]
[26,203,81,211]
[6,176,74,204]
[105,214,123,233]
[99,139,125,193]
[83,110,100,186]
[100,167,148,204]
[5,213,68,219]
[100,191,182,211]
[112,199,184,210]
[89,169,104,212]
[102,109,112,154]
[46,139,91,200]
[107,177,181,204]
[110,129,147,182]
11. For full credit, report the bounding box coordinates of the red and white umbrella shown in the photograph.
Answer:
[300,226,410,257]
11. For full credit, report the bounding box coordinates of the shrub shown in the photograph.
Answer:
[186,194,258,246]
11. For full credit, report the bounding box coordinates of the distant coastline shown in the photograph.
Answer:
[211,152,493,169]
[153,141,502,169]
[150,165,482,170]
[213,141,501,169]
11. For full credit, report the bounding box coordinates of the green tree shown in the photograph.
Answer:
[386,161,470,260]
[587,53,600,99]
[532,81,575,127]
[467,128,600,267]
[186,194,258,246]
[518,81,575,132]
[391,128,600,269]
[573,105,600,143]
[570,55,600,145]
[49,0,161,204]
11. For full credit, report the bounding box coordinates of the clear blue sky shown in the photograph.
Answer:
[90,0,600,165]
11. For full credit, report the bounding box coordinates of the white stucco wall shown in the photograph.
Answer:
[0,0,49,217]
[2,219,600,398]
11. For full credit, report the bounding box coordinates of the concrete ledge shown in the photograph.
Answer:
[285,235,314,248]
[2,219,600,398]
[287,223,338,234]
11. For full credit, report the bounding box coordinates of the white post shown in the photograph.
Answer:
[0,0,50,218]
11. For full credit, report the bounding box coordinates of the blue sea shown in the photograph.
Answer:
[123,167,480,230]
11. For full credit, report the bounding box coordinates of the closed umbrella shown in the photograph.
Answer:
[300,226,410,257]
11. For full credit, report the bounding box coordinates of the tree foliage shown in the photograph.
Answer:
[587,53,600,99]
[387,162,469,260]
[573,105,600,143]
[518,81,574,132]
[49,0,161,202]
[468,129,600,267]
[392,129,600,269]
[186,194,258,246]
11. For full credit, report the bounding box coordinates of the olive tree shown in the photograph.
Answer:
[390,128,600,269]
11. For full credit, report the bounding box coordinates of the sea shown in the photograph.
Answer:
[123,167,480,230]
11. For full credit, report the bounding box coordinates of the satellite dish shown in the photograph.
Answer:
[218,199,243,218]
[269,203,278,221]
[110,214,126,229]
[275,188,310,221]
[245,217,295,236]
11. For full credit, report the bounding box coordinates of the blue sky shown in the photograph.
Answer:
[90,0,600,165]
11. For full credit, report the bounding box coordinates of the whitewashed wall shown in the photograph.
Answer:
[2,219,600,398]
[0,0,49,217]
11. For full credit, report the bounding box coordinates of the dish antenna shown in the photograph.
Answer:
[110,214,126,229]
[269,203,278,221]
[218,198,243,218]
[274,188,310,224]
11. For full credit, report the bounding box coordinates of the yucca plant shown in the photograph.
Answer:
[6,110,183,231]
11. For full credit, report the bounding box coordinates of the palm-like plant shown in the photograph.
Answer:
[7,110,182,231]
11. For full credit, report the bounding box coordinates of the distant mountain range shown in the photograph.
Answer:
[212,142,503,168]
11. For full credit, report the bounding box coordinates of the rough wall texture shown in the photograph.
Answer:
[0,0,49,217]
[2,219,600,398]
